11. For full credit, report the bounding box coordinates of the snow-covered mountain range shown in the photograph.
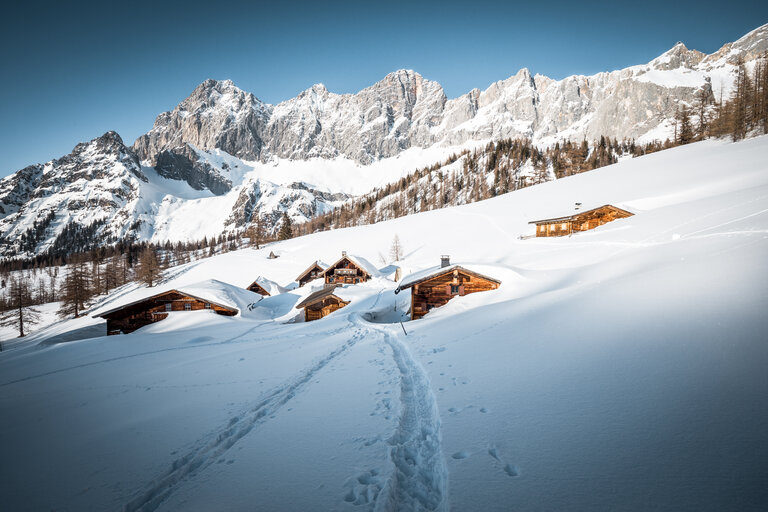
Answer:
[1,23,766,258]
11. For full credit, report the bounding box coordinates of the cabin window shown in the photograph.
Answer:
[184,303,192,311]
[165,303,172,312]
[354,278,360,283]
[451,284,460,294]
[328,277,334,283]
[205,303,211,309]
[561,223,567,230]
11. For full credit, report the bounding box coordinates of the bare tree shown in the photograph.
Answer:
[0,277,41,337]
[58,258,92,319]
[389,234,404,263]
[137,247,161,287]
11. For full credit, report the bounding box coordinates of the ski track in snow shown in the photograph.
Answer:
[362,322,449,512]
[0,322,273,388]
[122,323,368,512]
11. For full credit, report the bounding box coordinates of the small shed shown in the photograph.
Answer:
[295,261,329,287]
[295,285,350,322]
[395,256,501,320]
[96,289,238,335]
[528,204,633,237]
[322,252,378,285]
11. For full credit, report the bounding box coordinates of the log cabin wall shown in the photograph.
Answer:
[104,292,235,335]
[304,296,347,321]
[325,258,369,285]
[409,269,499,320]
[534,206,632,237]
[298,265,324,287]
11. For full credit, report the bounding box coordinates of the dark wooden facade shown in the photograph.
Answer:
[323,254,371,285]
[247,281,271,296]
[397,266,500,320]
[97,290,237,335]
[529,204,633,237]
[295,286,349,322]
[296,261,328,287]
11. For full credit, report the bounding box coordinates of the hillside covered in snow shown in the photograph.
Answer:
[1,24,766,259]
[1,136,766,511]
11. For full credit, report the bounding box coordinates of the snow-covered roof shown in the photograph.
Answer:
[322,253,382,278]
[395,264,501,293]
[295,285,350,309]
[528,204,633,224]
[295,260,329,282]
[247,276,286,296]
[95,279,259,317]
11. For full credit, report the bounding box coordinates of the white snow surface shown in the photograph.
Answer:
[1,136,767,511]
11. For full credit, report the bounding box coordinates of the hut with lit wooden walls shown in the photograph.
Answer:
[96,289,238,335]
[395,256,501,320]
[529,204,633,237]
[295,261,329,287]
[295,285,350,322]
[322,252,378,285]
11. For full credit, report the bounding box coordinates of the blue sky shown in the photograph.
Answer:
[0,0,765,177]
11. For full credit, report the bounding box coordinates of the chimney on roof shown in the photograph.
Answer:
[441,255,450,268]
[342,251,347,257]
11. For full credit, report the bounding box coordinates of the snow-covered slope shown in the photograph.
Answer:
[1,136,766,511]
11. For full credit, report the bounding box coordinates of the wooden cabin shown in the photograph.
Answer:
[295,285,350,322]
[96,290,238,335]
[295,261,329,287]
[323,252,374,285]
[529,204,633,237]
[246,280,271,296]
[395,256,501,320]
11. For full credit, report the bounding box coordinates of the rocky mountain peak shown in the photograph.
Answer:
[650,42,705,70]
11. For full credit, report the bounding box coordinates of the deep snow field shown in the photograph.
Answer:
[1,137,767,511]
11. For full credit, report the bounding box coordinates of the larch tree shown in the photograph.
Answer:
[0,276,41,338]
[137,247,161,287]
[58,258,92,319]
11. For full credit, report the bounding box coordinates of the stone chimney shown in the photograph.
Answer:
[342,251,347,257]
[441,255,450,268]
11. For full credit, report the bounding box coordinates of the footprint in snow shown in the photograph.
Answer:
[452,450,470,459]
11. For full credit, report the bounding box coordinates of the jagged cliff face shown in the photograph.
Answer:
[0,133,348,258]
[1,24,766,258]
[0,132,148,256]
[132,24,768,165]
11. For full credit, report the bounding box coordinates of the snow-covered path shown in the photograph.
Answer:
[372,326,449,512]
[124,321,369,512]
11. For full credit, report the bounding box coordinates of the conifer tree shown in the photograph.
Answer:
[277,212,293,240]
[58,258,92,319]
[389,234,404,263]
[0,276,41,337]
[137,247,161,287]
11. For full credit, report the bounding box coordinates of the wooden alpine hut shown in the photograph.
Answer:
[322,252,378,285]
[96,289,238,335]
[395,256,501,320]
[295,285,350,322]
[245,276,283,297]
[529,204,633,237]
[295,261,329,287]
